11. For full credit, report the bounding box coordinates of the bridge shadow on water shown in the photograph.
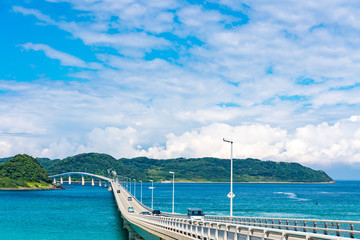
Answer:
[112,198,130,240]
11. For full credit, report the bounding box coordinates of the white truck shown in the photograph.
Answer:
[187,208,205,221]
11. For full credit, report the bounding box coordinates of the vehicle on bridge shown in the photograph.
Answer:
[128,197,132,201]
[187,208,205,221]
[152,210,161,216]
[117,190,120,193]
[128,207,134,213]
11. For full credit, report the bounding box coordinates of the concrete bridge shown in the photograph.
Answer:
[50,172,360,240]
[49,172,111,187]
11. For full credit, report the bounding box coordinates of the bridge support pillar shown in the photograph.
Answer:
[129,231,137,240]
[69,176,71,185]
[92,178,94,186]
[82,175,85,185]
[123,219,130,230]
[60,177,63,184]
[123,219,144,240]
[53,178,56,184]
[99,180,102,187]
[104,182,107,187]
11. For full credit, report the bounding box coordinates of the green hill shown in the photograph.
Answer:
[0,154,54,189]
[0,157,12,165]
[118,157,333,183]
[45,153,133,178]
[36,157,60,168]
[46,153,333,183]
[0,156,59,168]
[3,153,332,183]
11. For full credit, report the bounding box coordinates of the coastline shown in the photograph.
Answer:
[0,184,65,191]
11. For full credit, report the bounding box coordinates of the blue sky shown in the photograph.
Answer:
[1,0,360,179]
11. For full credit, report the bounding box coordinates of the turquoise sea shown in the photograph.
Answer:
[1,181,360,239]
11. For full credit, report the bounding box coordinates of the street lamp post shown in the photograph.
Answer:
[130,177,132,194]
[139,180,143,203]
[134,179,136,198]
[169,171,175,213]
[223,138,235,217]
[150,180,154,209]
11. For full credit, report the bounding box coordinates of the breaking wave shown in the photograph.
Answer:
[274,192,309,201]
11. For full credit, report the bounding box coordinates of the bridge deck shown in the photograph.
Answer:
[49,172,360,240]
[111,181,355,240]
[111,181,197,240]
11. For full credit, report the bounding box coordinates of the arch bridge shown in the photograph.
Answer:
[49,172,112,187]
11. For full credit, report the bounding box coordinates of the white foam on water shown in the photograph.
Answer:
[274,192,309,201]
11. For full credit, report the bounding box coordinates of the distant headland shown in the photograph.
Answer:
[1,153,333,184]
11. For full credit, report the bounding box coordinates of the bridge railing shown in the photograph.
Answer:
[131,214,354,240]
[205,216,360,239]
[115,181,360,239]
[112,180,360,240]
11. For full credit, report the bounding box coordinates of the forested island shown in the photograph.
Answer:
[0,153,332,183]
[119,157,333,183]
[0,154,59,190]
[0,153,333,184]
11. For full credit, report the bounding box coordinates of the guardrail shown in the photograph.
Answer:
[206,216,360,239]
[133,215,354,240]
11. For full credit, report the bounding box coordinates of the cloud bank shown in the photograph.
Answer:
[1,0,360,170]
[2,116,360,167]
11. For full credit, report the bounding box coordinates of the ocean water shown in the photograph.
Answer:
[1,181,360,239]
[0,184,128,240]
[138,181,360,221]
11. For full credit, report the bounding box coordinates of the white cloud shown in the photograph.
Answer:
[139,117,360,165]
[20,43,91,68]
[41,138,77,159]
[71,31,170,49]
[312,88,360,107]
[4,0,360,171]
[13,5,171,55]
[12,6,54,23]
[76,127,139,158]
[176,108,242,124]
[177,5,222,27]
[2,117,360,167]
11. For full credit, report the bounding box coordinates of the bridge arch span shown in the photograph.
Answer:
[49,172,113,186]
[49,172,112,182]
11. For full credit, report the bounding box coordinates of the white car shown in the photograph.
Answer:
[187,208,205,221]
[128,207,134,213]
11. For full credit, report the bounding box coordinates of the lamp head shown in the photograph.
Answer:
[223,138,233,143]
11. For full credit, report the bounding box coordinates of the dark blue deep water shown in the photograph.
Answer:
[1,181,360,239]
